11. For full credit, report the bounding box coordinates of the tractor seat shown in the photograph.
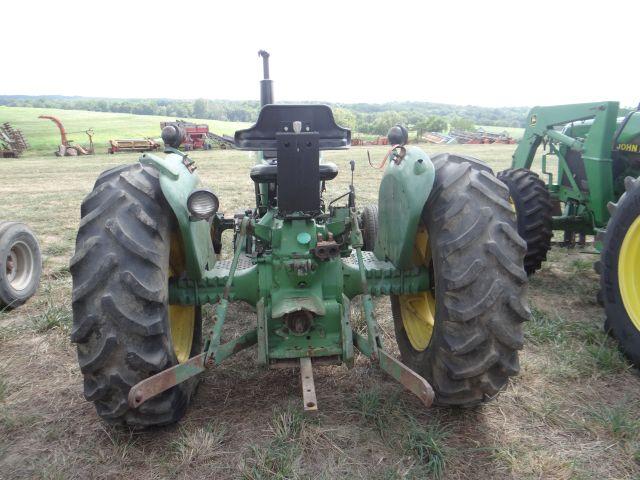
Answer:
[250,162,338,183]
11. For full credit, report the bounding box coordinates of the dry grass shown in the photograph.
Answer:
[1,145,639,479]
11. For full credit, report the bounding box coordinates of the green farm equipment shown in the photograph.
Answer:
[498,101,640,366]
[70,51,529,427]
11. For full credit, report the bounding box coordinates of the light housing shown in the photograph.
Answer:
[187,188,219,220]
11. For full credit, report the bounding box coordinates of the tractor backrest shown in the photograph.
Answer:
[235,105,350,215]
[234,104,350,151]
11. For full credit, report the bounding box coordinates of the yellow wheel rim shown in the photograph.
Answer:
[169,232,195,363]
[619,216,640,332]
[400,225,436,351]
[400,291,436,351]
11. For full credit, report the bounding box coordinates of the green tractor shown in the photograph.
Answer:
[497,101,640,366]
[70,51,529,427]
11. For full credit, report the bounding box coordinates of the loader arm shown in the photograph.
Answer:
[511,101,620,227]
[513,102,620,169]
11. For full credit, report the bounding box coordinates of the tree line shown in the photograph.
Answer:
[0,95,529,135]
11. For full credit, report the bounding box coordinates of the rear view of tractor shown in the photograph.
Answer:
[69,51,529,428]
[498,101,640,365]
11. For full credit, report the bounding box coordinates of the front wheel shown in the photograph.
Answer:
[600,176,640,367]
[393,154,530,406]
[70,163,202,427]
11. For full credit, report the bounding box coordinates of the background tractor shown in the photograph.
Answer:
[70,51,529,427]
[498,101,640,366]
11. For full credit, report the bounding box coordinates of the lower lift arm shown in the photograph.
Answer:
[349,210,434,407]
[128,218,256,408]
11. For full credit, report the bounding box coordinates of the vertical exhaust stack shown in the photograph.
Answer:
[258,50,273,107]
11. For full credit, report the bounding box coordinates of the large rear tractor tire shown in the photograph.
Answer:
[70,163,202,427]
[497,168,553,275]
[600,176,640,367]
[0,222,42,309]
[393,154,530,406]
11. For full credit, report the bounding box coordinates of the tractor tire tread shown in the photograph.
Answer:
[497,168,553,275]
[599,175,640,367]
[361,205,379,252]
[71,162,198,427]
[393,153,529,406]
[0,222,42,309]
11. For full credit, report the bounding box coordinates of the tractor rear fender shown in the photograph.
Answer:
[374,146,435,270]
[139,151,217,280]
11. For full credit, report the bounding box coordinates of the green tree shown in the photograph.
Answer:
[333,108,357,131]
[449,116,476,132]
[193,98,209,118]
[416,115,448,138]
[372,111,403,136]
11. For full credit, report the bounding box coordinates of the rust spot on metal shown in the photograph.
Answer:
[378,349,434,407]
[127,353,206,408]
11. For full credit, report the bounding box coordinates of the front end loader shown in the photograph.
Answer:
[498,101,640,366]
[70,52,529,427]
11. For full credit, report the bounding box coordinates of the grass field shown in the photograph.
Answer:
[1,143,639,479]
[0,106,248,154]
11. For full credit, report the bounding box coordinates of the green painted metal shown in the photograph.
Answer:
[511,101,640,234]
[616,112,640,145]
[340,295,354,367]
[351,209,381,356]
[374,146,435,269]
[154,153,434,368]
[169,251,429,305]
[140,150,217,280]
[127,329,258,407]
[213,329,258,364]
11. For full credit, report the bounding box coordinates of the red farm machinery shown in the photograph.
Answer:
[38,115,94,156]
[160,120,211,150]
[159,120,235,150]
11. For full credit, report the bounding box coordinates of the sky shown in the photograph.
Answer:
[3,0,638,108]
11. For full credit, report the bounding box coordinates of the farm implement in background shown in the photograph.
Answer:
[498,101,640,367]
[38,115,94,156]
[0,123,29,158]
[108,138,160,154]
[206,131,235,149]
[70,51,529,427]
[159,120,235,150]
[160,120,210,150]
[449,129,516,145]
[350,137,389,146]
[422,132,457,144]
